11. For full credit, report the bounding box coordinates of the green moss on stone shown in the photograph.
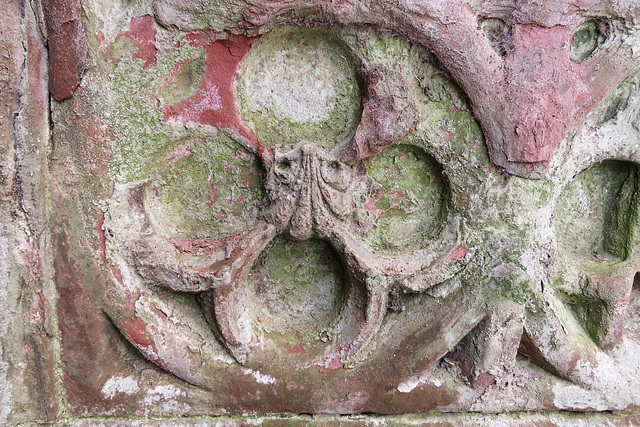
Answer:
[159,54,207,105]
[248,238,345,344]
[148,134,265,239]
[570,20,607,64]
[82,26,206,182]
[557,289,611,347]
[358,144,446,251]
[556,160,639,261]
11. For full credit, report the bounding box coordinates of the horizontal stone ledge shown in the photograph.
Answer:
[52,412,640,426]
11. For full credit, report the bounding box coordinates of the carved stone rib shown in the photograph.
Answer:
[205,223,277,364]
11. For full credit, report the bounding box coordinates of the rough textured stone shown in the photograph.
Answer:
[1,0,58,424]
[154,0,640,178]
[42,0,89,101]
[3,0,640,424]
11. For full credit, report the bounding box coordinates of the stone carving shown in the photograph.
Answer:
[37,0,640,416]
[153,0,640,179]
[92,20,640,413]
[108,137,466,365]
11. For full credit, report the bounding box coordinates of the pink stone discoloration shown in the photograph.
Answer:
[502,25,579,164]
[344,66,419,161]
[165,34,258,146]
[42,0,89,101]
[287,343,306,354]
[120,317,159,360]
[448,245,468,261]
[110,15,157,70]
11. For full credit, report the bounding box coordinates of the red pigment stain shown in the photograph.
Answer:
[233,193,246,209]
[391,189,405,199]
[96,213,107,261]
[164,33,258,147]
[43,0,89,101]
[169,234,242,258]
[168,236,219,254]
[363,197,384,217]
[108,15,157,70]
[363,189,408,218]
[328,355,343,370]
[120,317,157,356]
[205,184,220,207]
[439,127,454,142]
[503,24,578,164]
[184,29,218,47]
[287,343,306,354]
[363,189,387,215]
[110,263,124,283]
[96,31,106,46]
[318,355,343,373]
[448,245,468,261]
[163,104,175,118]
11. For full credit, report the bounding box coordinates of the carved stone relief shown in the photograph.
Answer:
[37,0,640,419]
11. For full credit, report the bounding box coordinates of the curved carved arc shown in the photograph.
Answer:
[520,265,638,387]
[103,191,247,389]
[321,224,390,362]
[577,265,639,350]
[322,217,469,362]
[263,142,470,291]
[314,147,469,361]
[201,218,392,365]
[101,286,240,391]
[109,180,273,294]
[201,223,277,364]
[537,159,640,382]
[357,2,640,177]
[387,217,470,294]
[522,262,637,389]
[108,179,279,364]
[156,0,640,177]
[109,155,469,366]
[260,145,470,363]
[554,241,640,351]
[522,291,610,390]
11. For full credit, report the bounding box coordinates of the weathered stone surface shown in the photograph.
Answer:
[52,412,640,426]
[1,0,58,424]
[154,0,640,178]
[3,0,640,424]
[42,0,89,101]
